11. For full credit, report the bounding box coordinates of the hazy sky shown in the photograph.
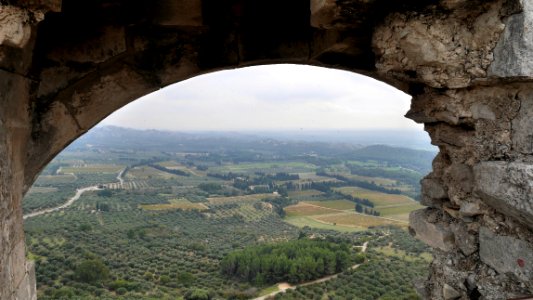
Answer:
[101,64,419,131]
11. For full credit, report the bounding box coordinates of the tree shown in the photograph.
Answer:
[74,259,110,284]
[355,203,363,213]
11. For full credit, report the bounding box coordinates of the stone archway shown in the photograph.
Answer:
[1,0,533,299]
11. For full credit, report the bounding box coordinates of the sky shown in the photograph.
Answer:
[100,64,419,131]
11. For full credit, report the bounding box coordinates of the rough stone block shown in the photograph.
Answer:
[459,202,484,217]
[152,0,202,27]
[470,103,496,121]
[479,227,533,283]
[447,163,474,193]
[24,0,62,12]
[489,0,533,78]
[310,0,339,29]
[409,209,455,252]
[422,178,448,200]
[0,6,32,48]
[443,283,462,300]
[10,240,26,290]
[474,161,533,229]
[421,178,447,207]
[450,222,478,256]
[512,95,533,154]
[47,26,126,64]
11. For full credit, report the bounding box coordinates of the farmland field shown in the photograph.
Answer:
[287,189,324,198]
[60,164,124,174]
[27,187,58,194]
[314,212,407,228]
[284,216,363,232]
[207,193,276,205]
[284,202,340,217]
[335,186,416,206]
[210,161,317,174]
[22,126,435,299]
[305,199,356,210]
[140,198,209,211]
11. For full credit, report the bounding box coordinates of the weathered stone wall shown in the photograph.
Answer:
[1,0,533,299]
[373,0,533,298]
[0,9,38,300]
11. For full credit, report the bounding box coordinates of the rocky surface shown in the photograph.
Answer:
[475,161,533,229]
[480,227,533,288]
[490,0,533,77]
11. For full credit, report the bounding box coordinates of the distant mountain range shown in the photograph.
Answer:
[71,126,436,151]
[66,126,436,173]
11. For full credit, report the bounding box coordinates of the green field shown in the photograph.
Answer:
[376,245,433,262]
[377,203,424,221]
[210,161,317,174]
[313,212,407,228]
[27,187,58,194]
[126,166,181,179]
[284,200,408,231]
[305,199,356,210]
[285,202,339,217]
[36,174,77,184]
[284,216,362,232]
[61,164,124,174]
[207,193,277,205]
[140,198,208,211]
[335,186,416,206]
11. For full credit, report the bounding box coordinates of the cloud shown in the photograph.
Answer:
[101,64,418,131]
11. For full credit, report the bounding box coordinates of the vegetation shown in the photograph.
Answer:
[22,127,435,299]
[221,239,360,285]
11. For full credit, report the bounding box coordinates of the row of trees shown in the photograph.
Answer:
[148,163,190,177]
[220,239,357,285]
[317,172,402,195]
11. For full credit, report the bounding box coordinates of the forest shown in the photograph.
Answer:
[221,239,363,285]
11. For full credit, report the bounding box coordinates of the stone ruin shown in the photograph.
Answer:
[1,0,533,299]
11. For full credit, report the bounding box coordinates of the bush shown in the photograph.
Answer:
[116,287,127,295]
[185,288,211,300]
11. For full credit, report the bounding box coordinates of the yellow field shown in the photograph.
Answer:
[377,203,424,221]
[334,173,397,186]
[284,202,338,217]
[61,164,124,173]
[207,193,276,205]
[334,187,415,207]
[126,166,178,180]
[140,199,208,211]
[283,199,409,231]
[305,200,355,210]
[284,216,362,232]
[27,187,58,194]
[313,212,407,228]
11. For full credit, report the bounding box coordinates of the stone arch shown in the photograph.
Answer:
[1,0,533,299]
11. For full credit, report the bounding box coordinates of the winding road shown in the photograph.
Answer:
[24,168,128,220]
[117,168,125,185]
[23,186,101,220]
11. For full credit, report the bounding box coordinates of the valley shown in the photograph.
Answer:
[23,127,434,300]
